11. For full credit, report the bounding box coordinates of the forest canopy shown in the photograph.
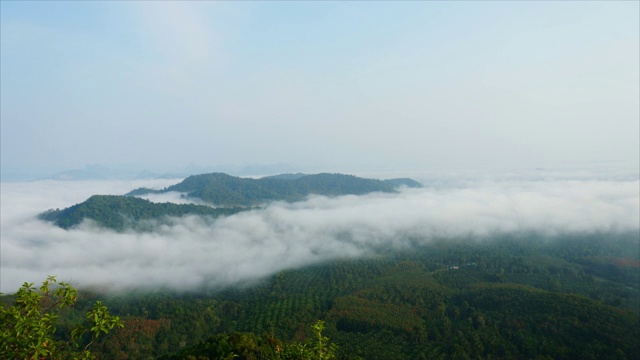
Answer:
[3,232,636,360]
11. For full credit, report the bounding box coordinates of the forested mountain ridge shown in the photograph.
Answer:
[39,172,421,230]
[127,172,422,206]
[38,195,245,231]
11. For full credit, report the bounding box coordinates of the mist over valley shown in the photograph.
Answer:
[2,168,637,293]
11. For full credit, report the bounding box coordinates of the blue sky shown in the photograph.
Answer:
[1,1,638,177]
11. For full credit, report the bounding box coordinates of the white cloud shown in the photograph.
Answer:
[1,173,638,293]
[135,191,209,206]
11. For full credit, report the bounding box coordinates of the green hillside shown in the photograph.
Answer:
[42,232,639,359]
[38,195,244,231]
[128,172,421,206]
[40,173,421,230]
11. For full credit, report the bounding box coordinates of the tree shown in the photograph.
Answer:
[0,276,124,360]
[309,320,337,360]
[278,320,338,360]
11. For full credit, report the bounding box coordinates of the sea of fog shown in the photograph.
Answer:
[1,167,638,293]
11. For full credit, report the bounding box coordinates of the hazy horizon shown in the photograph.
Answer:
[2,1,638,178]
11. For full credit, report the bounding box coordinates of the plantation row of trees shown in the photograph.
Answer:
[1,279,337,360]
[2,231,638,359]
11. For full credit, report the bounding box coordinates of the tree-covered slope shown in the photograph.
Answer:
[381,178,423,188]
[38,195,244,231]
[40,172,422,230]
[53,232,639,360]
[127,172,422,206]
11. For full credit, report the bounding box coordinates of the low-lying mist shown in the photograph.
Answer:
[1,172,638,293]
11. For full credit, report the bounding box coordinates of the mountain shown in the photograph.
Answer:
[262,174,423,189]
[38,195,244,231]
[127,172,422,206]
[381,177,423,188]
[40,172,422,230]
[47,165,115,180]
[260,173,309,180]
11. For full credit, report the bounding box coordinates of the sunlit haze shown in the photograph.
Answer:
[1,1,638,179]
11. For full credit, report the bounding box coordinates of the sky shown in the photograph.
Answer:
[1,1,639,178]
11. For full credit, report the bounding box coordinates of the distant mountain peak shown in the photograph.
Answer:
[42,172,422,231]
